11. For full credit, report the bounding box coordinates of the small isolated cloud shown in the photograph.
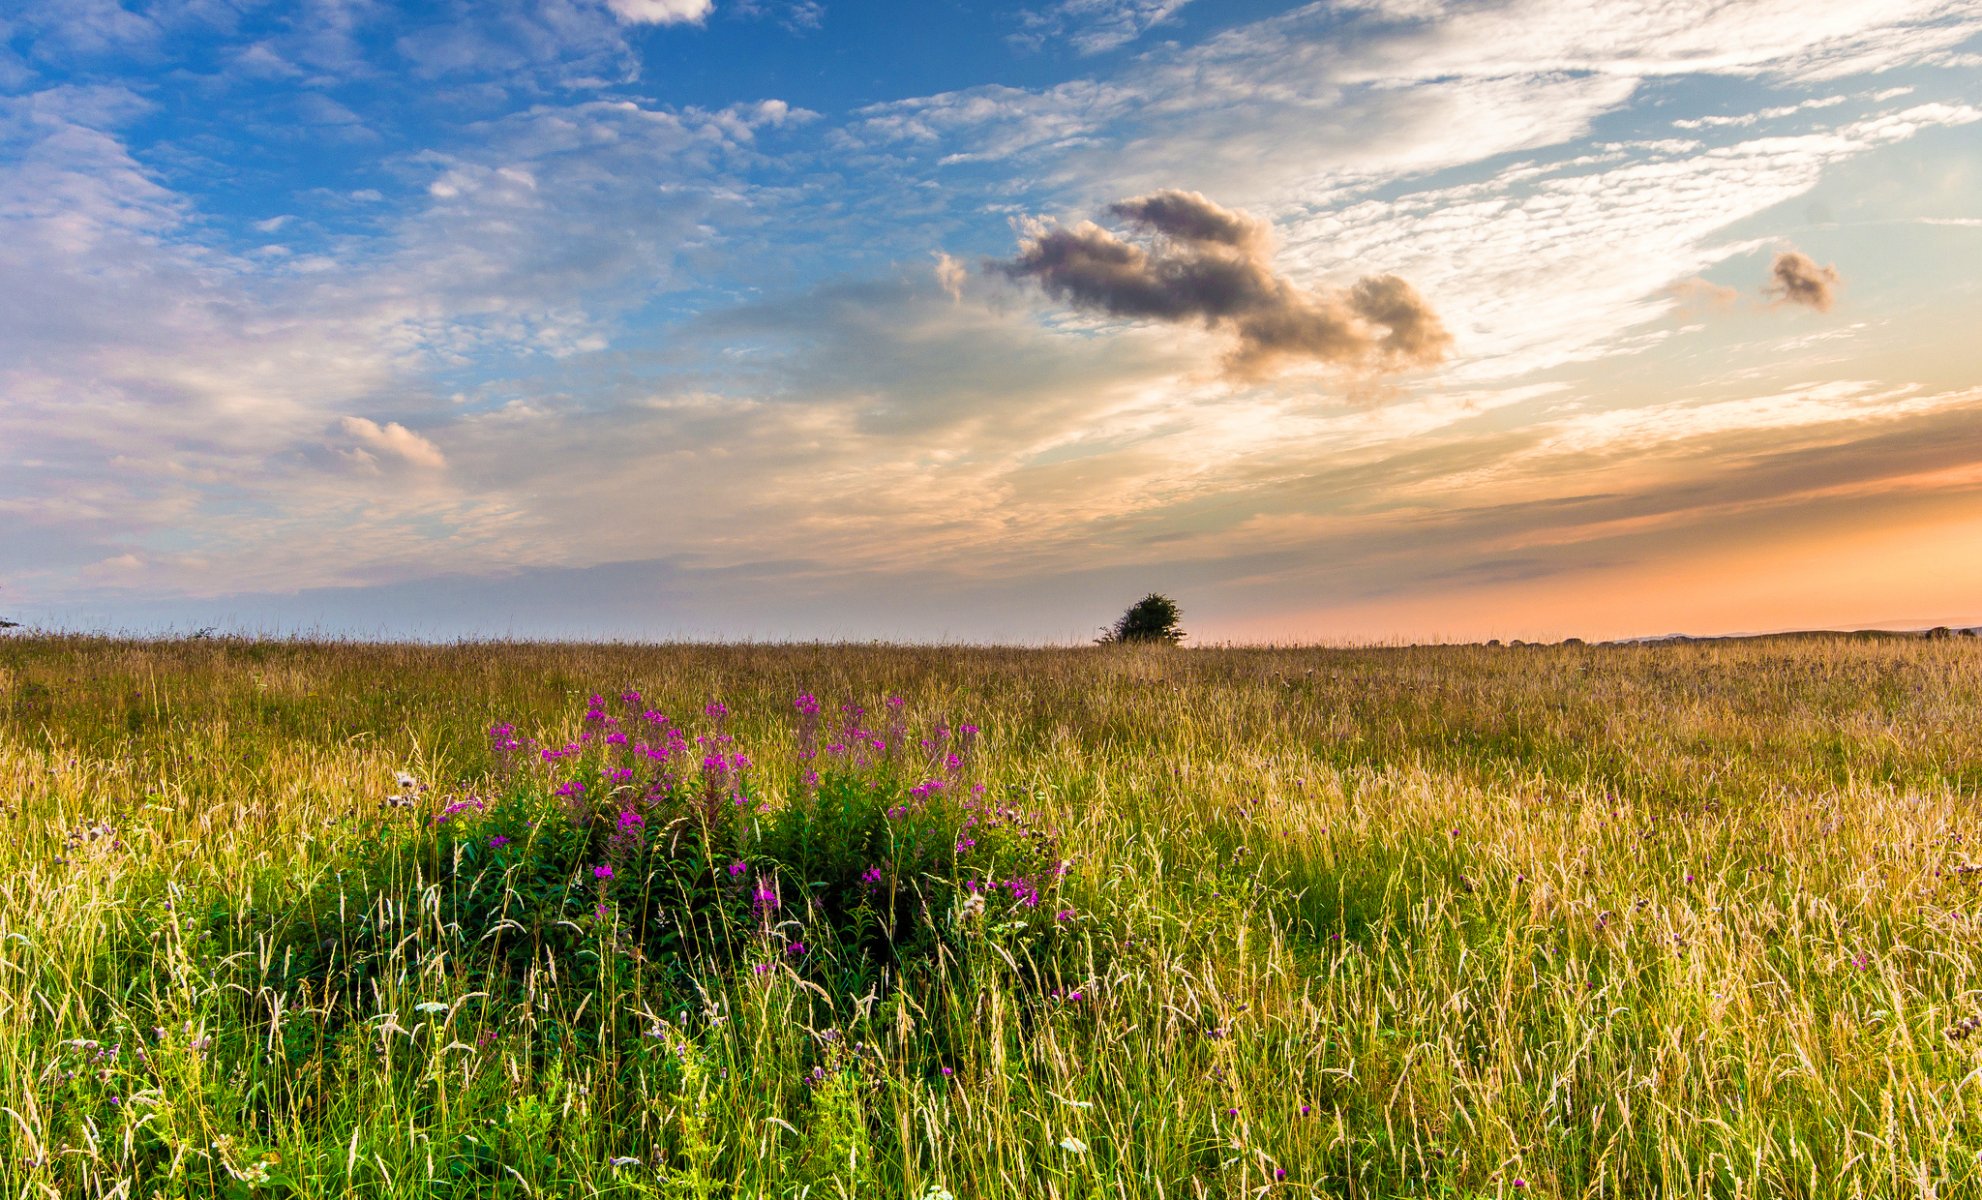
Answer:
[997,189,1451,378]
[1768,249,1841,312]
[1669,276,1740,315]
[933,251,967,302]
[339,417,447,469]
[604,0,713,26]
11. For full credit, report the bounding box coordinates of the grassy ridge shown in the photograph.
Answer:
[3,634,1982,1198]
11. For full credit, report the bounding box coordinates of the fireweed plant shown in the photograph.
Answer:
[281,692,1073,1037]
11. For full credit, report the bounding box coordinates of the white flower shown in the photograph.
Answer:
[609,1156,641,1168]
[1059,1136,1088,1155]
[920,1187,956,1200]
[395,772,418,791]
[414,1001,450,1015]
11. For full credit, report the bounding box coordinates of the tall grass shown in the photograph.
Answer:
[3,634,1981,1198]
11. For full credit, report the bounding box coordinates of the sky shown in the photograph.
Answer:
[2,0,1980,644]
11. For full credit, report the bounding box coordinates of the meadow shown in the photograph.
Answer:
[3,633,1982,1199]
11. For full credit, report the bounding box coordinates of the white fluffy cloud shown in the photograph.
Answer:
[604,0,714,26]
[339,417,448,470]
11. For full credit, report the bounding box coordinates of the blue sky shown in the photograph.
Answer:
[4,0,1981,642]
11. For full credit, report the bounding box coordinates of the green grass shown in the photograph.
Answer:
[4,633,1982,1198]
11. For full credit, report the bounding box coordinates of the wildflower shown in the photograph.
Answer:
[489,835,511,849]
[595,864,614,880]
[1058,1136,1087,1155]
[728,860,748,878]
[940,1066,954,1077]
[1300,1104,1312,1115]
[1275,1168,1287,1180]
[785,941,806,957]
[609,1156,641,1168]
[1513,1180,1528,1190]
[705,701,728,719]
[1056,908,1075,922]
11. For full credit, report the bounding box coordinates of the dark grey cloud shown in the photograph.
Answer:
[997,189,1451,378]
[1769,249,1840,312]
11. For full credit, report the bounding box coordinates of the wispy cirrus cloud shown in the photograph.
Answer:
[1013,0,1195,55]
[5,0,1982,640]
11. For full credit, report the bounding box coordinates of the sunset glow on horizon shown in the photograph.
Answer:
[4,0,1981,643]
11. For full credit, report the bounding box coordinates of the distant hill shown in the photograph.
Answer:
[1608,625,1980,646]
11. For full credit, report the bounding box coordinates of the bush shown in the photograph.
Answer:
[1098,593,1186,645]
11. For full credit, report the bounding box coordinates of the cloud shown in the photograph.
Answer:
[933,251,967,302]
[338,417,448,469]
[604,0,713,26]
[1016,0,1195,56]
[998,189,1450,378]
[1769,249,1841,312]
[1669,276,1740,314]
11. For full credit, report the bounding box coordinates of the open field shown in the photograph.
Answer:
[3,634,1982,1199]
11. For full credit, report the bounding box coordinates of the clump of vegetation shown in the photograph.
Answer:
[4,634,1982,1197]
[269,692,1067,1031]
[1097,592,1186,644]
